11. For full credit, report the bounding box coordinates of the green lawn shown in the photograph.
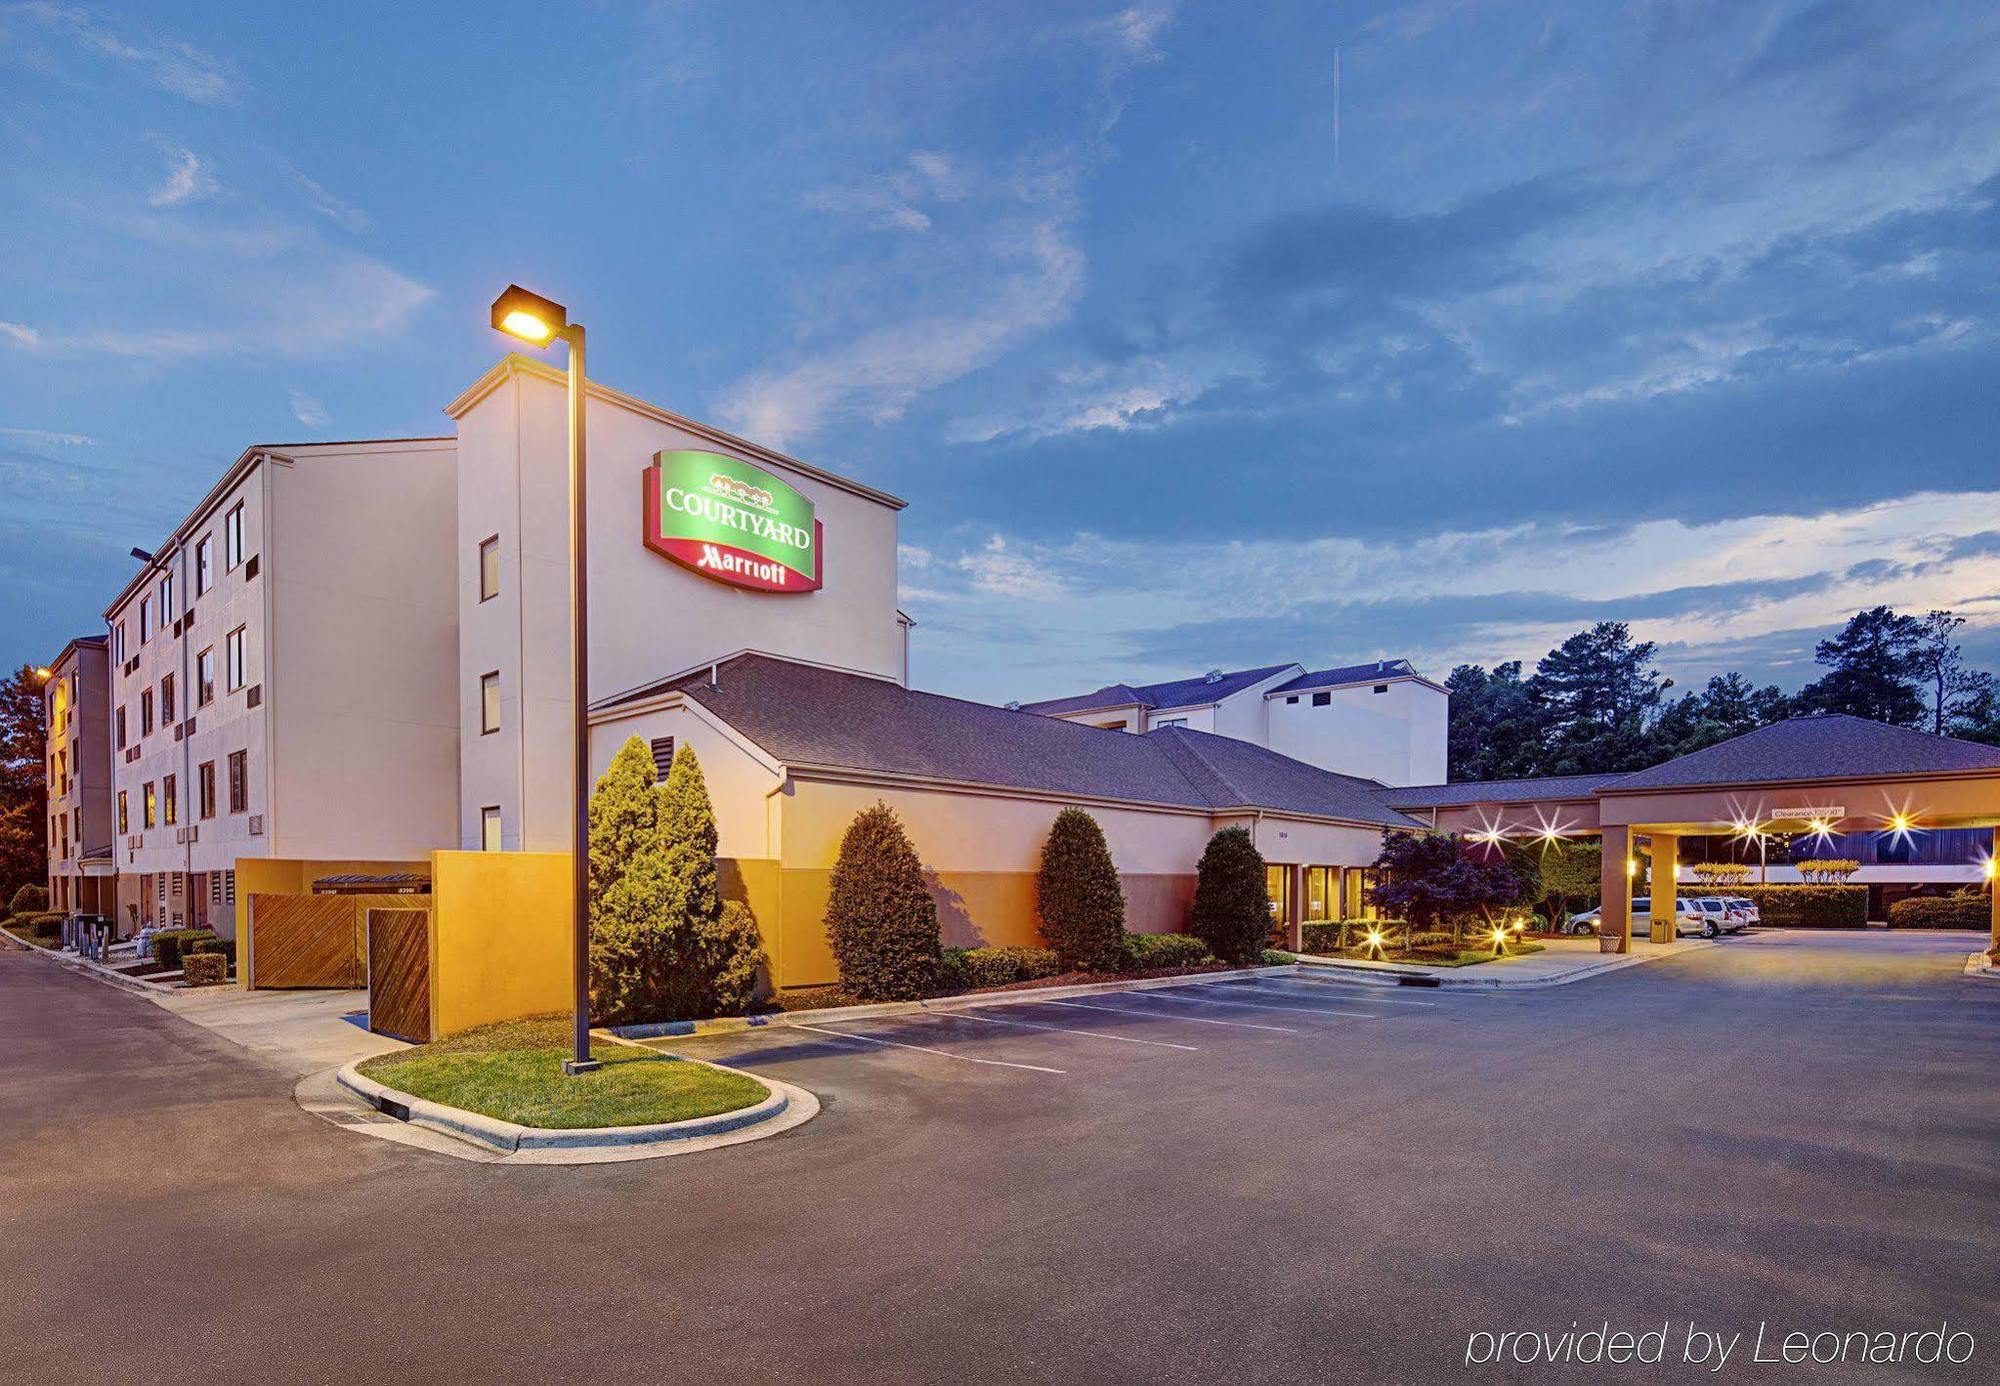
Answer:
[356,1016,768,1130]
[1425,942,1546,967]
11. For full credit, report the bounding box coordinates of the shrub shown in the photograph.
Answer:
[8,884,49,916]
[939,946,1061,990]
[1300,921,1346,954]
[1035,808,1127,971]
[1190,827,1271,965]
[1261,950,1296,965]
[1795,858,1861,884]
[1121,931,1212,969]
[825,802,940,1001]
[1732,884,1866,929]
[183,952,227,987]
[154,929,219,971]
[7,912,63,944]
[1888,893,1991,931]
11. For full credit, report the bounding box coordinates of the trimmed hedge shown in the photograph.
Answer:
[826,803,942,1001]
[1190,826,1271,965]
[1121,932,1212,969]
[8,884,49,916]
[1731,885,1867,929]
[1888,893,1992,931]
[183,952,228,987]
[938,946,1062,991]
[1299,920,1408,954]
[153,929,220,971]
[6,911,64,944]
[1261,950,1296,965]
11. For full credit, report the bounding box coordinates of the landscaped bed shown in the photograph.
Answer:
[356,1016,768,1130]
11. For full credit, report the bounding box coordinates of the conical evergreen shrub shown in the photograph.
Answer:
[654,746,764,1020]
[1036,807,1126,971]
[825,801,940,1000]
[1190,826,1272,965]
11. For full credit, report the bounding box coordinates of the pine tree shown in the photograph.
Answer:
[0,665,49,901]
[1036,807,1126,971]
[587,738,676,1025]
[655,747,764,1019]
[825,802,940,1000]
[1190,826,1271,965]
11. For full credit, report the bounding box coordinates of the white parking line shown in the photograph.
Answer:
[1243,979,1441,1006]
[934,1008,1200,1051]
[1141,987,1380,1020]
[787,1021,1066,1074]
[1040,998,1298,1034]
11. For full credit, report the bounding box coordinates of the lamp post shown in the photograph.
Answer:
[490,284,600,1075]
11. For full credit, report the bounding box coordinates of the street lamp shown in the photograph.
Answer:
[33,667,53,681]
[490,283,600,1076]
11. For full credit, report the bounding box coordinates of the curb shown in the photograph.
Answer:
[612,963,1303,1039]
[336,1054,799,1155]
[3,931,162,996]
[1965,952,2000,981]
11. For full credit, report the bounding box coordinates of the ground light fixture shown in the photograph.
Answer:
[489,283,600,1077]
[1363,927,1386,955]
[1489,925,1510,954]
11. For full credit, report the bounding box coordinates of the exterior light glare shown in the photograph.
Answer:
[489,284,569,347]
[500,309,556,344]
[33,666,53,680]
[1364,928,1386,951]
[1981,856,1997,882]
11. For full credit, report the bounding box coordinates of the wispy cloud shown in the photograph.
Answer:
[0,425,91,445]
[288,389,328,428]
[12,2,237,104]
[0,321,41,348]
[147,145,217,207]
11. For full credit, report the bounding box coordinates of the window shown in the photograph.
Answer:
[158,571,175,623]
[481,806,503,852]
[140,595,152,643]
[479,535,500,602]
[196,534,214,596]
[649,737,676,781]
[143,782,157,829]
[198,761,216,819]
[480,672,501,734]
[1312,691,1331,707]
[114,621,126,664]
[223,501,245,570]
[227,750,247,814]
[118,791,128,835]
[161,673,175,724]
[1265,865,1292,926]
[1372,684,1389,694]
[225,625,247,691]
[116,706,126,749]
[1155,717,1187,728]
[162,774,177,827]
[1286,695,1299,704]
[197,648,215,706]
[141,688,154,736]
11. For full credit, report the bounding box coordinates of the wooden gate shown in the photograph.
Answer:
[366,909,432,1043]
[247,893,364,988]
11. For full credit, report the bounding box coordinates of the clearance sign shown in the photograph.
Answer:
[643,450,822,593]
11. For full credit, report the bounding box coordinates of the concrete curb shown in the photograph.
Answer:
[1964,952,1999,981]
[1288,941,1719,991]
[612,963,1303,1038]
[335,1052,804,1155]
[3,930,163,997]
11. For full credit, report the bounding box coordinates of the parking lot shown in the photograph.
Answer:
[5,930,1996,1384]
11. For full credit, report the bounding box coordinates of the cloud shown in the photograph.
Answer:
[0,321,41,348]
[946,350,1254,444]
[288,389,328,428]
[12,2,237,104]
[147,146,217,207]
[0,425,91,445]
[804,150,966,233]
[287,167,368,233]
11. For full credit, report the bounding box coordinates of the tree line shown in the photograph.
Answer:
[1446,607,2000,783]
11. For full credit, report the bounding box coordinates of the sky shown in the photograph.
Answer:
[3,0,1998,706]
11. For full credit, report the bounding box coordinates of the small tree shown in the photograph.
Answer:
[1370,831,1515,947]
[588,738,676,1025]
[1534,839,1602,927]
[8,882,49,917]
[1036,808,1126,971]
[655,747,765,1019]
[825,802,941,1000]
[1190,826,1271,965]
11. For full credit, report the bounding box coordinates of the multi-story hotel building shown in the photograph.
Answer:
[41,634,114,914]
[101,439,461,935]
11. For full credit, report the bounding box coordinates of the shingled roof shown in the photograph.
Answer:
[1270,659,1421,695]
[1604,714,2000,792]
[661,654,1421,827]
[1384,773,1631,809]
[1017,663,1299,717]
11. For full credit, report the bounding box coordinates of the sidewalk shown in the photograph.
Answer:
[1294,934,1716,989]
[155,984,405,1076]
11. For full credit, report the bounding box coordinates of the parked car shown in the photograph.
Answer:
[1564,896,1706,936]
[1726,896,1760,927]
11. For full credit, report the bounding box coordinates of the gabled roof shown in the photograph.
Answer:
[1385,773,1630,809]
[660,654,1421,827]
[1018,663,1300,717]
[1605,714,2000,792]
[1271,659,1420,695]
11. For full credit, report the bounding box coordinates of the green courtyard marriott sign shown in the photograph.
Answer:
[643,450,822,593]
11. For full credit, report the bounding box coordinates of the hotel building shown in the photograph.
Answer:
[41,635,114,914]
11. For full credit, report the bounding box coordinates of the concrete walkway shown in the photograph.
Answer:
[1294,933,1715,988]
[152,983,405,1076]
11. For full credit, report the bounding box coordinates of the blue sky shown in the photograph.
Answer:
[4,0,1998,704]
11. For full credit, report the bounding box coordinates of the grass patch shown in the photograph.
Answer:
[1425,942,1546,967]
[1320,939,1547,968]
[356,1015,767,1130]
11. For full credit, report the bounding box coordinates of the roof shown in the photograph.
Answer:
[1018,663,1300,717]
[47,633,108,670]
[1271,660,1419,695]
[1605,714,2000,792]
[663,654,1422,827]
[1385,773,1631,809]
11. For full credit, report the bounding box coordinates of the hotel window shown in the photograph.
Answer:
[118,791,128,835]
[1155,717,1187,728]
[161,673,176,723]
[1265,865,1292,928]
[479,535,500,602]
[1305,866,1336,922]
[224,501,245,570]
[1285,695,1299,704]
[159,571,175,623]
[480,672,501,734]
[194,534,214,596]
[481,806,503,852]
[114,621,126,664]
[143,781,157,829]
[140,595,152,643]
[227,750,247,814]
[162,774,177,827]
[225,625,247,690]
[1372,684,1388,694]
[141,688,154,736]
[198,761,216,819]
[116,705,126,749]
[1312,691,1331,706]
[197,647,215,706]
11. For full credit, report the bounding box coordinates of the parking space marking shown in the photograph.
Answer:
[1142,987,1381,1020]
[935,1007,1201,1051]
[1242,979,1440,1006]
[786,1021,1067,1074]
[1040,998,1299,1033]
